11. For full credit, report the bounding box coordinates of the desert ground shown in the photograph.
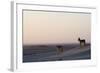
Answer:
[23,44,91,62]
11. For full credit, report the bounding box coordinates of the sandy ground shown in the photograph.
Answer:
[23,44,91,62]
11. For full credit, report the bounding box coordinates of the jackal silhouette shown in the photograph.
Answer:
[78,37,86,47]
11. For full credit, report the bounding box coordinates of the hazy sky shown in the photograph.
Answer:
[23,10,91,45]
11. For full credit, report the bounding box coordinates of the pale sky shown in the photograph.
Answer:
[23,10,91,45]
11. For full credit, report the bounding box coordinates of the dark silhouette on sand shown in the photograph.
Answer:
[56,45,64,54]
[56,45,64,60]
[78,37,86,47]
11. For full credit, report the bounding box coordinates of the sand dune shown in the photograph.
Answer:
[23,45,90,62]
[37,46,90,61]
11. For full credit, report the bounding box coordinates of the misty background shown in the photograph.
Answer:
[23,10,91,45]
